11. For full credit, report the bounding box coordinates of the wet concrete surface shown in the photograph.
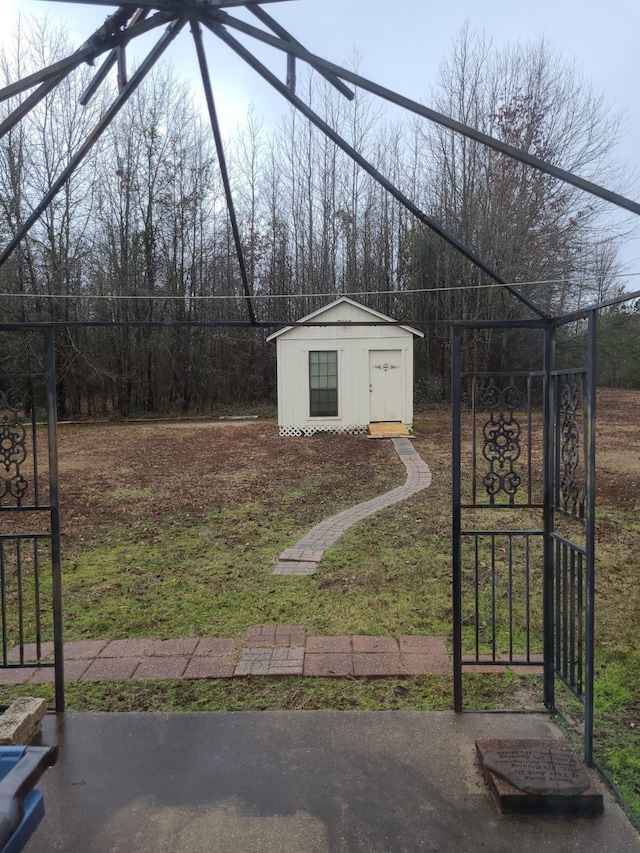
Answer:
[25,710,640,853]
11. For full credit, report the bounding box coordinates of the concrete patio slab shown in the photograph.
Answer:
[0,667,34,684]
[7,642,54,663]
[246,625,305,647]
[352,652,403,676]
[63,640,108,659]
[148,638,199,657]
[29,660,90,684]
[306,636,352,653]
[274,625,306,645]
[352,635,399,653]
[99,639,154,658]
[273,560,318,575]
[399,635,448,655]
[26,711,640,853]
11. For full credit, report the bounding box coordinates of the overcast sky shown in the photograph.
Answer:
[3,0,640,277]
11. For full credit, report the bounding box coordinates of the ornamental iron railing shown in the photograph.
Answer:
[452,316,596,763]
[0,329,63,711]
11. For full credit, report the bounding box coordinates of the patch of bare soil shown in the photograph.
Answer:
[8,387,637,540]
[56,421,402,541]
[595,388,640,510]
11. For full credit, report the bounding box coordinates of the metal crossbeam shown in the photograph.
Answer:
[219,11,640,219]
[248,5,354,100]
[80,8,149,105]
[204,14,549,319]
[3,0,639,324]
[0,18,187,268]
[0,71,70,139]
[35,0,292,8]
[0,10,173,104]
[192,21,257,325]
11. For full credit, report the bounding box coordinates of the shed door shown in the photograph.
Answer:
[369,349,403,422]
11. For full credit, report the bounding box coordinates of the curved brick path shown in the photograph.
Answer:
[274,437,432,575]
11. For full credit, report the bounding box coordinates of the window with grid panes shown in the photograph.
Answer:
[309,351,338,416]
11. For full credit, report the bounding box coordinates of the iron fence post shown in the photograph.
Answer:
[583,310,597,764]
[542,322,555,710]
[45,327,64,712]
[451,326,463,711]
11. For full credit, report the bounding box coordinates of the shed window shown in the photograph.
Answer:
[309,351,338,417]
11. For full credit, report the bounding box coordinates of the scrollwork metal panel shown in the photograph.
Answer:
[480,381,523,505]
[0,385,29,506]
[558,377,583,517]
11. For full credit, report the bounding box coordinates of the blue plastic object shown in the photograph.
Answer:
[0,745,57,853]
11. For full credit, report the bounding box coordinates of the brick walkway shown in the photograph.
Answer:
[274,437,432,575]
[1,627,542,685]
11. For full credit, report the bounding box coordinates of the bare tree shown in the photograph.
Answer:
[0,16,108,414]
[403,24,627,377]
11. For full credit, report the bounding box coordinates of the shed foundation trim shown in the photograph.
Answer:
[279,424,368,437]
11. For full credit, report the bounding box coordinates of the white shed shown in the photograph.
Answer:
[267,297,424,436]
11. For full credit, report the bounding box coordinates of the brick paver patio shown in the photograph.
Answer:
[5,625,543,685]
[274,437,432,575]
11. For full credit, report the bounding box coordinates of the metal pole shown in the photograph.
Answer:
[0,9,171,104]
[0,72,69,141]
[191,20,257,325]
[583,310,597,764]
[116,46,128,91]
[451,326,463,711]
[44,327,64,712]
[205,18,548,320]
[542,323,555,710]
[0,55,90,103]
[219,12,640,219]
[286,53,296,93]
[248,4,354,100]
[0,17,186,270]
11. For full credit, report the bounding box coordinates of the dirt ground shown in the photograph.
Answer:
[46,386,638,541]
[594,388,640,510]
[56,420,404,544]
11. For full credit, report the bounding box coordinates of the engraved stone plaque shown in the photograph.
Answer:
[482,744,591,796]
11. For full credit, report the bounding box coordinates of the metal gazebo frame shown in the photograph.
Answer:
[0,2,639,768]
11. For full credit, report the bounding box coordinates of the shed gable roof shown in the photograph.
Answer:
[266,297,424,341]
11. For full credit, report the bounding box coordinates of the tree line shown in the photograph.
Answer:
[0,19,634,417]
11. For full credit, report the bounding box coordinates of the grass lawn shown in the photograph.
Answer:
[57,422,441,639]
[1,390,638,820]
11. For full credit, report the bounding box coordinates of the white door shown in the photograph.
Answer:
[369,349,403,422]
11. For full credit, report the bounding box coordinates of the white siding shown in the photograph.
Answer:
[274,299,419,435]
